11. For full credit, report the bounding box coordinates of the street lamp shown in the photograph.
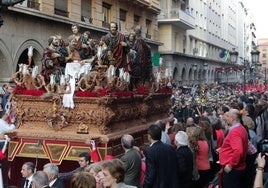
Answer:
[251,48,260,64]
[192,63,197,84]
[265,67,267,88]
[228,48,238,84]
[192,63,197,71]
[242,60,248,94]
[251,48,260,84]
[203,63,208,83]
[229,48,238,64]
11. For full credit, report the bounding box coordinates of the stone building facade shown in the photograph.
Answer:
[0,0,161,84]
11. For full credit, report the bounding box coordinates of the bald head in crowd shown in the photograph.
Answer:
[186,117,195,127]
[225,108,241,127]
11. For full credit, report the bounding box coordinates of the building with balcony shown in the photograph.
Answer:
[257,38,268,84]
[258,39,268,66]
[157,0,255,85]
[0,0,161,84]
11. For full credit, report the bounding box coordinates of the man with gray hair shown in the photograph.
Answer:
[43,163,66,188]
[219,108,248,188]
[120,134,141,188]
[31,171,50,188]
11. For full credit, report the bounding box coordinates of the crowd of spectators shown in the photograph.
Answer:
[3,81,268,188]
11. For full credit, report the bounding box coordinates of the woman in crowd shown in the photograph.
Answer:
[174,131,193,188]
[71,171,96,188]
[211,119,225,172]
[85,162,104,188]
[101,159,136,188]
[187,126,212,188]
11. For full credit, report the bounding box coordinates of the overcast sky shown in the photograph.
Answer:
[243,0,268,39]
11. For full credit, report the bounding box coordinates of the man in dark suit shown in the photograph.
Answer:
[21,162,35,188]
[143,124,178,188]
[31,171,50,188]
[58,152,91,180]
[120,134,141,188]
[43,163,66,188]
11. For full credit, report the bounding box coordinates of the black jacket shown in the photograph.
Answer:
[143,141,178,188]
[176,145,194,188]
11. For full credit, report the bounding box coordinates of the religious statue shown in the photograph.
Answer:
[67,24,89,61]
[105,22,130,73]
[131,26,153,86]
[41,35,64,84]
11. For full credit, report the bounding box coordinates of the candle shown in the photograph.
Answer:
[22,64,28,76]
[50,74,55,85]
[84,67,88,75]
[60,75,65,85]
[27,46,33,57]
[159,57,163,65]
[97,46,102,58]
[126,72,130,83]
[111,65,115,77]
[156,72,161,83]
[65,75,70,83]
[107,70,111,79]
[165,68,169,78]
[123,72,127,81]
[119,68,124,79]
[31,66,39,78]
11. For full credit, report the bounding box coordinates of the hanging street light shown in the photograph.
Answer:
[251,48,260,64]
[229,48,238,64]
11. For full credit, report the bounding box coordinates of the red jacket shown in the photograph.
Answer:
[219,125,248,170]
[90,149,101,162]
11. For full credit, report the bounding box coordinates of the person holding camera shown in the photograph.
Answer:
[254,153,267,188]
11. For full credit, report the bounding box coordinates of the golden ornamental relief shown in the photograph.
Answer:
[77,123,89,134]
[45,96,71,130]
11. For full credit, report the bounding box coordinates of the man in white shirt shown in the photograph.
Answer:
[0,112,15,134]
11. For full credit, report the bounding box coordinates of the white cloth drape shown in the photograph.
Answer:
[63,63,90,108]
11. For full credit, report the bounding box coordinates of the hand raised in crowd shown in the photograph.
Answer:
[85,138,96,150]
[90,139,96,150]
[254,153,267,188]
[256,152,266,169]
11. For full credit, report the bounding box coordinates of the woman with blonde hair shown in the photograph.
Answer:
[71,171,96,188]
[186,126,212,188]
[84,162,104,188]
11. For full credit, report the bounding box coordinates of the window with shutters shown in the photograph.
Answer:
[81,0,92,23]
[102,2,111,28]
[119,9,127,32]
[54,0,69,17]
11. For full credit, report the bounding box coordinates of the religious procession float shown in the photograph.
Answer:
[6,29,172,185]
